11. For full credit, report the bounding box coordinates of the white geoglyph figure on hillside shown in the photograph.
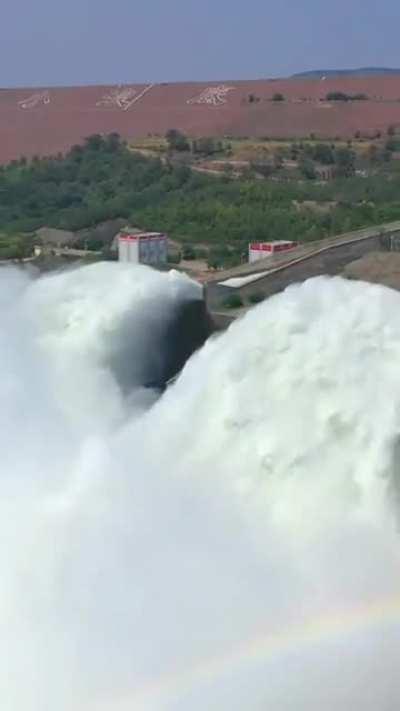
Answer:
[187,85,235,106]
[96,87,138,111]
[19,91,50,109]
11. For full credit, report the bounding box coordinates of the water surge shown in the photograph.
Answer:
[0,263,399,710]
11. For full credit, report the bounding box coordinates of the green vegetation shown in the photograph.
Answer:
[2,133,400,269]
[385,137,400,152]
[0,232,33,260]
[192,137,224,156]
[291,142,354,175]
[335,147,356,177]
[223,293,244,309]
[166,129,190,152]
[299,158,317,180]
[248,143,360,183]
[167,250,182,265]
[326,92,368,101]
[181,245,197,260]
[272,93,285,102]
[312,143,335,165]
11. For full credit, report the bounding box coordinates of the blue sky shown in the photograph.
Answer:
[1,0,400,86]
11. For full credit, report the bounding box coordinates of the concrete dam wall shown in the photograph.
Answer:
[206,222,400,311]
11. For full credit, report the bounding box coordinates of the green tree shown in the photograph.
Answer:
[165,129,190,152]
[182,244,196,260]
[299,158,316,180]
[313,143,335,165]
[334,148,356,177]
[223,293,243,309]
[106,133,122,152]
[326,92,350,101]
[385,138,398,152]
[85,134,104,151]
[192,137,220,156]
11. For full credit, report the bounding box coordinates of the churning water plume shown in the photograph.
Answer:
[1,262,400,711]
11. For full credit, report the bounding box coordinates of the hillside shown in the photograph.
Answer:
[2,76,400,163]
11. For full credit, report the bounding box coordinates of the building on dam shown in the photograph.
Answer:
[118,227,168,266]
[248,240,298,263]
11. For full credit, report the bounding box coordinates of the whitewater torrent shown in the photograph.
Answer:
[0,262,400,711]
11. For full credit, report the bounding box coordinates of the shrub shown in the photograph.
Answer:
[195,247,209,260]
[168,251,182,264]
[165,129,190,152]
[326,92,349,102]
[299,158,316,180]
[326,92,367,102]
[223,293,243,309]
[313,143,335,164]
[385,138,398,152]
[192,137,221,156]
[182,245,196,260]
[251,161,274,178]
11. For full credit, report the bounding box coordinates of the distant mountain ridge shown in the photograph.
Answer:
[292,68,400,79]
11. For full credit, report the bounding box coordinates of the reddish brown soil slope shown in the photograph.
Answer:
[1,77,400,163]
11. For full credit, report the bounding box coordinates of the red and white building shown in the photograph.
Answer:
[248,240,298,263]
[118,229,168,266]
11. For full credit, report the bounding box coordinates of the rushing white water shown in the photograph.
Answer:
[1,263,400,711]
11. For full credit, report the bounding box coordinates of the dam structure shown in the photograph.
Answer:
[205,220,400,322]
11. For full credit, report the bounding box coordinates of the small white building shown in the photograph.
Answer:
[118,229,168,266]
[248,240,298,263]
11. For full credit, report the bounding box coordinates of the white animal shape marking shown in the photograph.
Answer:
[96,87,138,111]
[187,85,235,106]
[19,91,50,109]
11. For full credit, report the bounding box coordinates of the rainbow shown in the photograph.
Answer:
[104,594,400,709]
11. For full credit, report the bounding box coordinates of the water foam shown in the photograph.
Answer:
[0,264,399,710]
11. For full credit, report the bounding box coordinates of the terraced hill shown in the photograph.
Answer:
[2,76,400,163]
